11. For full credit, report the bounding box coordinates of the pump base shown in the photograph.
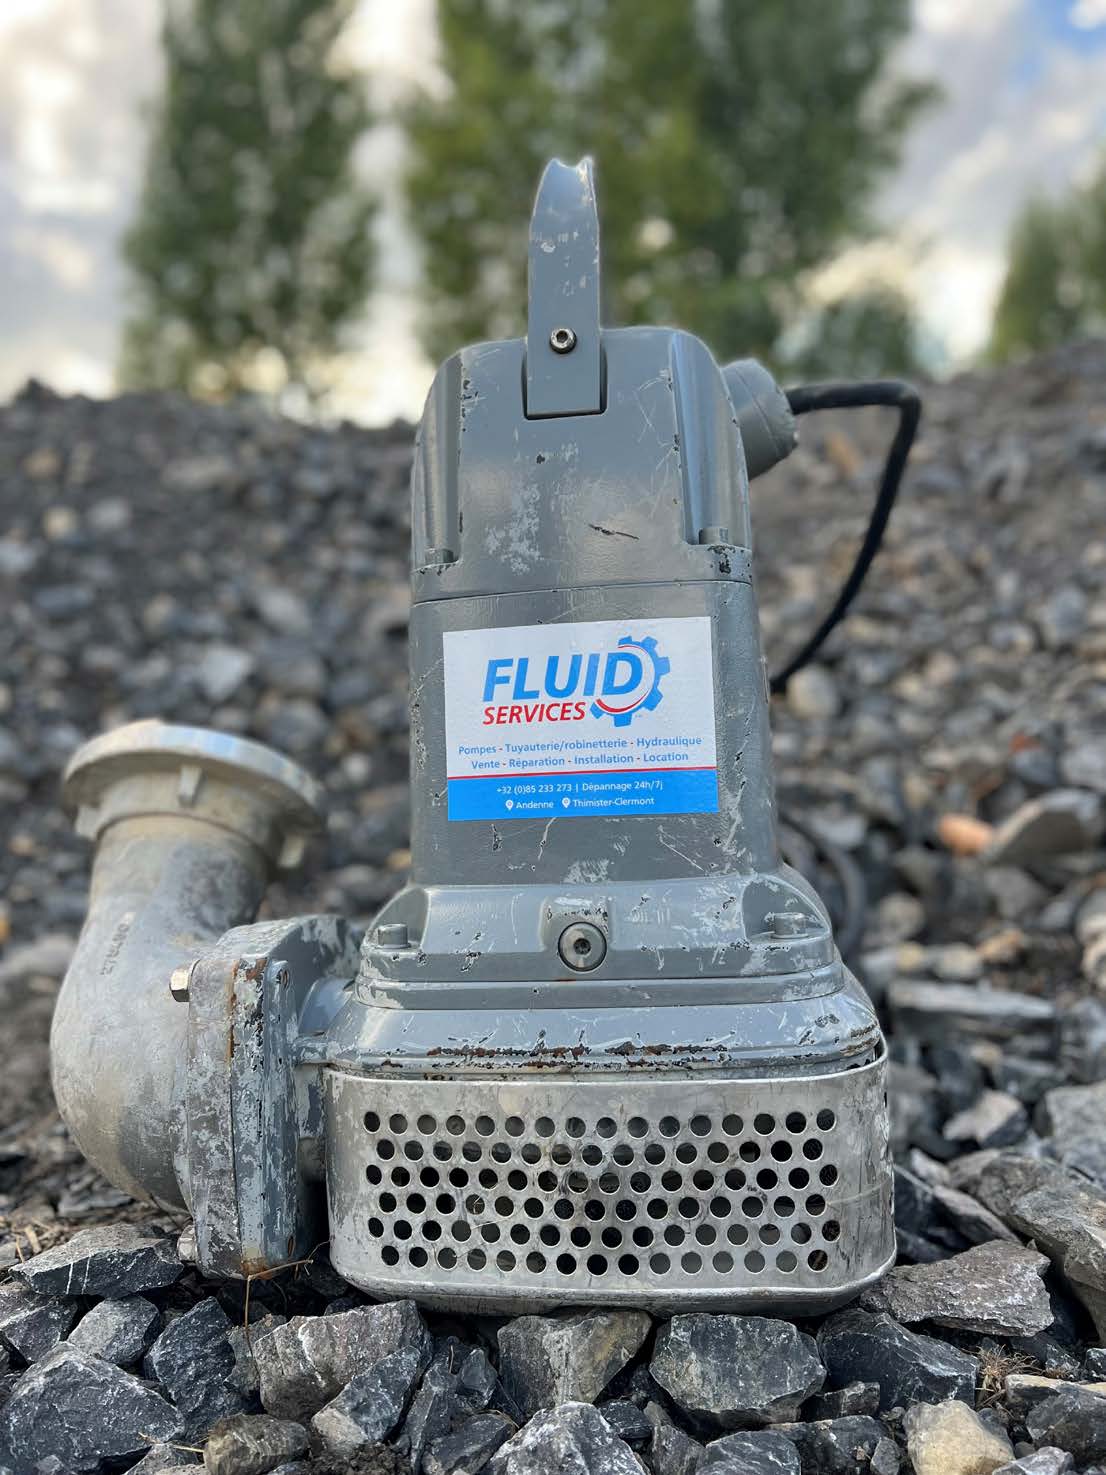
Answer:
[325,1053,893,1315]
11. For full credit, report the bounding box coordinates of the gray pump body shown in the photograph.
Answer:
[51,160,893,1312]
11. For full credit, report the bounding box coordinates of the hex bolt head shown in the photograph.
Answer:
[374,922,410,949]
[423,547,456,566]
[549,326,577,354]
[558,921,607,972]
[769,911,806,938]
[169,961,197,1002]
[698,526,731,545]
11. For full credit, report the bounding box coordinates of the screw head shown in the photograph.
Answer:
[374,922,410,949]
[549,326,577,354]
[557,921,607,972]
[769,911,807,939]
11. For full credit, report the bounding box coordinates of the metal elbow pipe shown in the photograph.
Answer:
[51,721,323,1206]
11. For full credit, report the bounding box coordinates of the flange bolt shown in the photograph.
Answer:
[374,922,410,949]
[558,920,607,972]
[549,326,577,354]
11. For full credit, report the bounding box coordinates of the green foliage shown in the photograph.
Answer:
[990,163,1106,362]
[782,287,924,380]
[405,0,934,366]
[120,0,374,400]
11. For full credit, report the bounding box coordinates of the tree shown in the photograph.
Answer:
[404,0,934,368]
[782,286,925,381]
[991,164,1106,362]
[120,0,374,401]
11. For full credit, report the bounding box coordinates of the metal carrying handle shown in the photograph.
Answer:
[526,156,602,418]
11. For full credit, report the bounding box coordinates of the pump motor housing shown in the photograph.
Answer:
[51,159,894,1315]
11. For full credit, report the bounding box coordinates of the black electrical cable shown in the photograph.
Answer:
[778,807,868,963]
[768,378,921,695]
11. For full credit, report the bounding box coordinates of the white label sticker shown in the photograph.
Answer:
[443,616,718,821]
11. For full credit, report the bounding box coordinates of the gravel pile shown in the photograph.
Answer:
[0,340,1104,1472]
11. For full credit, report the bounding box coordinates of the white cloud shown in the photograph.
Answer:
[1070,0,1106,28]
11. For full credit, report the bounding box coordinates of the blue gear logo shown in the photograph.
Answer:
[591,634,670,727]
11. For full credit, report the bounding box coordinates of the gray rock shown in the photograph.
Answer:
[904,1399,1013,1475]
[310,1345,424,1458]
[0,1344,180,1472]
[203,1414,308,1475]
[498,1310,651,1418]
[488,1402,642,1475]
[144,1297,248,1440]
[887,981,1055,1042]
[1061,991,1106,1085]
[1004,1373,1106,1413]
[930,1184,1018,1245]
[993,1452,1074,1475]
[1038,585,1087,649]
[1088,1348,1106,1378]
[255,1299,430,1421]
[786,667,840,720]
[424,1412,517,1475]
[650,1314,824,1430]
[645,1401,701,1475]
[1038,1080,1106,1139]
[985,789,1102,863]
[130,1442,201,1470]
[1000,1177,1106,1337]
[860,1240,1052,1335]
[1061,734,1106,793]
[944,1090,1029,1149]
[227,1313,286,1399]
[596,1402,650,1447]
[12,1225,182,1298]
[775,1416,897,1473]
[817,1308,978,1410]
[400,1341,470,1473]
[808,1382,881,1419]
[1026,1384,1106,1465]
[0,934,74,985]
[0,1283,78,1362]
[197,643,255,703]
[701,1429,800,1472]
[68,1295,160,1365]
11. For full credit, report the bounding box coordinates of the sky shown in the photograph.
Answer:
[0,0,1104,422]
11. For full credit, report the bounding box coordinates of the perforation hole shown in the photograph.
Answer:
[722,1113,743,1135]
[614,1144,635,1166]
[410,1246,428,1267]
[505,1116,524,1137]
[676,1144,697,1165]
[650,1253,671,1273]
[628,1117,648,1138]
[739,1141,760,1162]
[389,1113,407,1134]
[754,1113,776,1135]
[803,1139,824,1161]
[536,1117,555,1137]
[659,1116,680,1138]
[597,1117,617,1138]
[823,1219,841,1242]
[566,1117,586,1139]
[643,1143,664,1165]
[417,1114,436,1134]
[707,1142,728,1163]
[364,1111,380,1132]
[690,1114,711,1137]
[816,1109,836,1131]
[808,1249,829,1271]
[785,1112,807,1133]
[777,1250,797,1272]
[744,1251,765,1273]
[820,1164,839,1186]
[713,1251,734,1273]
[681,1252,702,1273]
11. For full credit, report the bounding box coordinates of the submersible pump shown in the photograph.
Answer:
[52,158,914,1314]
